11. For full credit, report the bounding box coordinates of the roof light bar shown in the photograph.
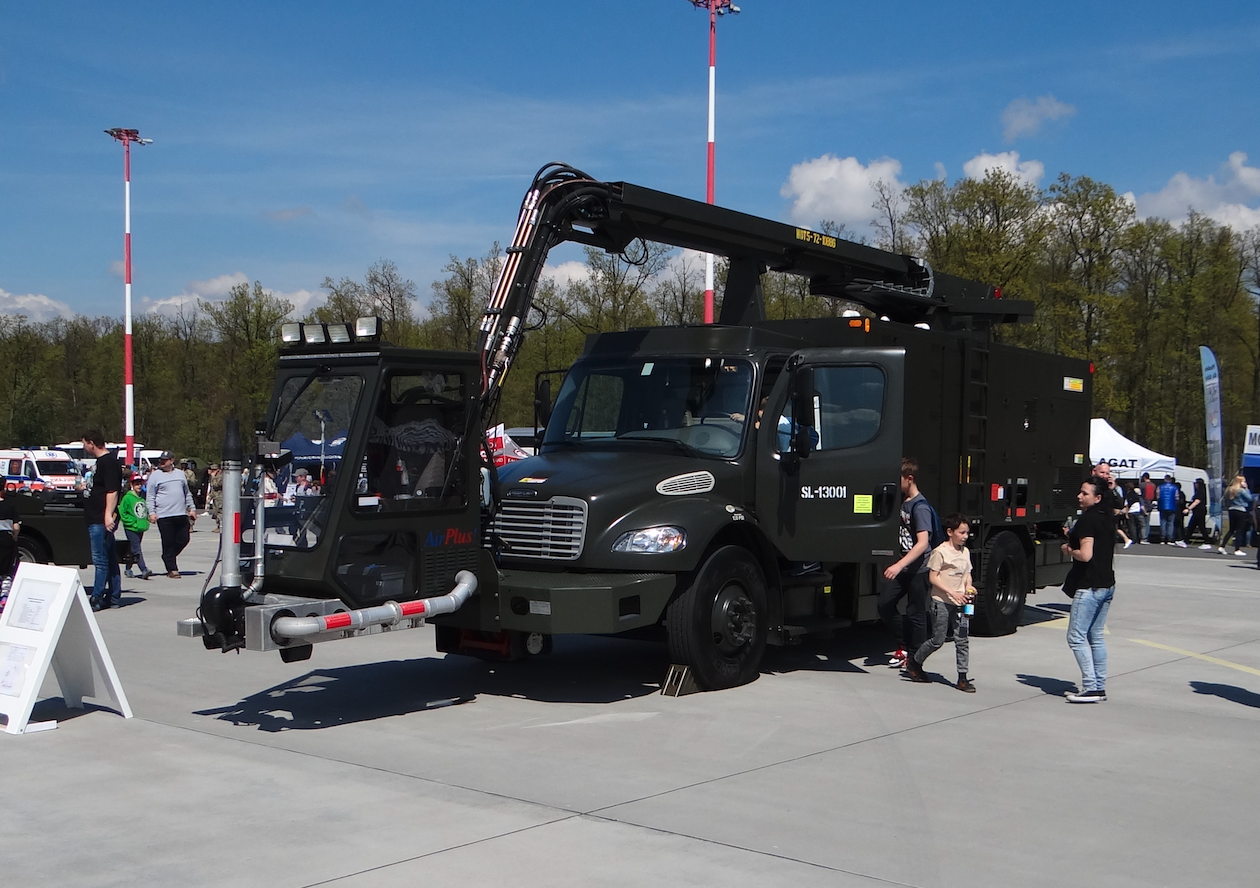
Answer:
[355,316,382,340]
[281,323,303,344]
[304,324,328,345]
[327,323,352,344]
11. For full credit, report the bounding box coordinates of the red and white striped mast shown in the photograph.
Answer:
[688,0,739,324]
[105,127,152,470]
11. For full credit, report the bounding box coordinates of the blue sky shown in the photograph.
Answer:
[2,1,1258,321]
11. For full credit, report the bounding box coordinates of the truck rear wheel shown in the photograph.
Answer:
[975,532,1028,636]
[667,546,768,690]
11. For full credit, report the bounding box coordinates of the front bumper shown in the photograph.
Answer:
[497,569,678,635]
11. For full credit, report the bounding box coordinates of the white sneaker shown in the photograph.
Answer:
[1236,550,1247,556]
[1123,539,1133,549]
[1176,541,1188,548]
[1199,544,1213,550]
[1066,690,1107,703]
[1219,547,1229,554]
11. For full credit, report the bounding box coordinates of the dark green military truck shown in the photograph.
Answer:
[188,163,1089,691]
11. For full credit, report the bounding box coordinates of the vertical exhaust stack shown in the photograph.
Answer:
[219,417,244,589]
[200,417,247,651]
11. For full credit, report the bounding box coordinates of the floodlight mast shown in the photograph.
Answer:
[688,0,739,324]
[104,127,152,469]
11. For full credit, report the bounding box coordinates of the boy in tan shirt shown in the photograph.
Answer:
[911,511,976,692]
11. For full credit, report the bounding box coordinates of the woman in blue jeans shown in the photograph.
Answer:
[1061,476,1116,703]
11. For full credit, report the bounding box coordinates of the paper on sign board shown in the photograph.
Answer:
[0,643,35,697]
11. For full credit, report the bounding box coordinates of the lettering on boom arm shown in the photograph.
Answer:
[795,228,838,249]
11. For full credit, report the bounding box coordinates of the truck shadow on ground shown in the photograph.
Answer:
[193,635,671,731]
[763,625,890,675]
[1189,680,1260,709]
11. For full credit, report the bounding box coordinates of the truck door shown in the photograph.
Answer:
[755,347,905,562]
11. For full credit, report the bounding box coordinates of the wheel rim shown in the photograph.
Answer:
[710,580,756,655]
[17,547,37,563]
[993,558,1019,614]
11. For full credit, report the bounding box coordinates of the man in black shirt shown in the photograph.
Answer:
[1092,461,1131,549]
[1061,476,1117,703]
[83,430,122,610]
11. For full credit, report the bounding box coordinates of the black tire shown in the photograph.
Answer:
[16,536,48,564]
[667,546,768,690]
[974,532,1029,636]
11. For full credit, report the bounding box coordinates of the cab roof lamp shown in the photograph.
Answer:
[1089,362,1096,374]
[994,287,1003,299]
[327,323,352,344]
[304,323,328,345]
[355,316,382,340]
[280,323,303,344]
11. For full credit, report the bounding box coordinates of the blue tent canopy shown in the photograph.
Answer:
[280,430,348,464]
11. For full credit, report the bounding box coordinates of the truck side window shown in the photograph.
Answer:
[811,365,886,450]
[358,372,466,511]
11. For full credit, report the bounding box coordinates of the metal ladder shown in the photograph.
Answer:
[960,330,991,516]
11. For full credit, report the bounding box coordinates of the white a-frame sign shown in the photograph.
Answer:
[0,562,132,734]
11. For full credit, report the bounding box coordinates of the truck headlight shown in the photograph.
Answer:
[612,526,686,553]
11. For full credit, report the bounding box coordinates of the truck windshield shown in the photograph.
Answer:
[264,373,364,548]
[36,461,79,476]
[542,357,754,458]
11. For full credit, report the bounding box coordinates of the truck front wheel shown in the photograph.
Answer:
[975,532,1028,636]
[667,546,768,690]
[16,537,48,564]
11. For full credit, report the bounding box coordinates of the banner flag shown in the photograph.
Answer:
[1200,346,1223,528]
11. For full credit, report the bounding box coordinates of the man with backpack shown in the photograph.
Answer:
[878,457,938,678]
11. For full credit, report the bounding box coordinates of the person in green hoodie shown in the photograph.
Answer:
[120,474,153,580]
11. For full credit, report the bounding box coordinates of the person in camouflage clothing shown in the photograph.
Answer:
[208,463,224,533]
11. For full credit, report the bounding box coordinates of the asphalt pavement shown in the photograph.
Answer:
[3,526,1259,887]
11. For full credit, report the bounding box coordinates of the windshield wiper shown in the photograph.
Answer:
[614,434,695,456]
[269,364,332,439]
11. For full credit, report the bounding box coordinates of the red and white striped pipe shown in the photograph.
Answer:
[703,0,717,324]
[271,570,478,639]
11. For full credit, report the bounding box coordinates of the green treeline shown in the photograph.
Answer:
[1,171,1257,470]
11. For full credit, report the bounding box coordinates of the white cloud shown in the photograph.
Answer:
[273,288,320,317]
[1001,95,1076,142]
[542,260,591,287]
[141,272,246,317]
[933,162,947,181]
[140,275,315,319]
[109,260,126,279]
[962,151,1045,186]
[780,154,907,229]
[0,287,76,322]
[1135,151,1260,229]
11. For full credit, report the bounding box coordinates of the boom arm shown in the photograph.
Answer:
[476,162,1032,420]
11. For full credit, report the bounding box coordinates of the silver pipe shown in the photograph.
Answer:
[219,458,243,589]
[272,570,477,639]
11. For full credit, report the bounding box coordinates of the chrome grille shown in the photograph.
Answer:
[491,495,588,560]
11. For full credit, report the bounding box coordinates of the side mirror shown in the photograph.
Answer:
[792,366,815,459]
[534,376,553,430]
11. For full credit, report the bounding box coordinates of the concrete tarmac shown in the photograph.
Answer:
[3,527,1259,887]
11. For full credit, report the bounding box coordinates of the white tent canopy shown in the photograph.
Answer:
[1089,418,1175,478]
